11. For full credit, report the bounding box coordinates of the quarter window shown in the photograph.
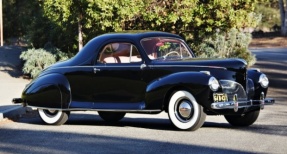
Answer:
[98,43,142,64]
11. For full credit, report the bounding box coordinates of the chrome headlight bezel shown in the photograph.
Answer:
[209,77,220,91]
[259,74,269,88]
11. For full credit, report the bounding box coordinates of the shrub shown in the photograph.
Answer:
[194,28,256,67]
[20,48,69,78]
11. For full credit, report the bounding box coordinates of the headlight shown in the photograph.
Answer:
[259,74,269,88]
[209,77,220,91]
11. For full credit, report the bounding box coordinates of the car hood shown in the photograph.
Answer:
[151,58,247,71]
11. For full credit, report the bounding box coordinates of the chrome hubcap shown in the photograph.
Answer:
[179,101,192,119]
[47,110,57,114]
[43,109,58,117]
[175,98,194,122]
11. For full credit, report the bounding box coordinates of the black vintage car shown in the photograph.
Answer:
[13,31,274,131]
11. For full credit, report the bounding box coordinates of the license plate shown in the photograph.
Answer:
[213,93,228,102]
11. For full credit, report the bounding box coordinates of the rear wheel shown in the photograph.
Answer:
[168,90,206,131]
[224,110,260,126]
[98,111,126,122]
[38,109,69,125]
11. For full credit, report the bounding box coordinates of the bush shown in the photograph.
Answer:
[20,48,69,78]
[194,28,256,67]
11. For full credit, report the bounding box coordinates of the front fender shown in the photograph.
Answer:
[247,69,268,99]
[145,72,212,110]
[22,73,71,109]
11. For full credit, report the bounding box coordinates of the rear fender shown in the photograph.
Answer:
[22,73,71,109]
[145,72,212,110]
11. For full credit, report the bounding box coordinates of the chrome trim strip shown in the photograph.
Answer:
[27,105,162,113]
[249,68,261,72]
[48,65,143,70]
[47,64,227,70]
[95,66,143,68]
[51,66,94,69]
[151,65,227,70]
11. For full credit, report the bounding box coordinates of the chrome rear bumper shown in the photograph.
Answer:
[12,98,23,104]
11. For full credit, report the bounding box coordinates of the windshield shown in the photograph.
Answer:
[140,37,193,60]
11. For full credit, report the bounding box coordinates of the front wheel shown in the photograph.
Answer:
[224,110,260,126]
[98,111,126,122]
[38,109,70,125]
[168,90,206,131]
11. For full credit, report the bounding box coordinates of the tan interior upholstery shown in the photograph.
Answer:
[103,56,142,63]
[103,57,119,63]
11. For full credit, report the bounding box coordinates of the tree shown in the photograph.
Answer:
[42,0,144,52]
[41,0,261,53]
[42,1,83,51]
[279,0,287,35]
[3,0,40,39]
[255,4,280,31]
[16,0,262,77]
[126,0,261,46]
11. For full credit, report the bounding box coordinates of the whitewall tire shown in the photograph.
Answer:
[38,109,69,125]
[168,90,206,131]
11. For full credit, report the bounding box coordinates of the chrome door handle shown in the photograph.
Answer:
[140,64,147,70]
[94,68,101,73]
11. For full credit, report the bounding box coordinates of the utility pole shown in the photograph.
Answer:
[0,0,3,46]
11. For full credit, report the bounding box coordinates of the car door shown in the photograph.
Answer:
[92,42,148,109]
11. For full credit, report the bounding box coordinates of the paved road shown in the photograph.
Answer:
[0,48,286,154]
[0,46,30,120]
[0,46,29,105]
[251,48,287,102]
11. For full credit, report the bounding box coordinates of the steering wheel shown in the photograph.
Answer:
[163,51,180,59]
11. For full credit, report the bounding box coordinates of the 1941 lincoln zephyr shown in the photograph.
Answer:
[13,31,275,131]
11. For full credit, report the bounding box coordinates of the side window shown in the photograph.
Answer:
[157,42,191,58]
[97,43,142,64]
[141,37,193,60]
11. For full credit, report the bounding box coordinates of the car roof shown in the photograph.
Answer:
[97,31,182,40]
[70,31,183,65]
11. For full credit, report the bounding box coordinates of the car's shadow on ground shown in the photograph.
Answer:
[15,110,287,136]
[17,110,234,131]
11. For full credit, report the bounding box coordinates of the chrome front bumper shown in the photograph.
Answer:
[211,93,275,112]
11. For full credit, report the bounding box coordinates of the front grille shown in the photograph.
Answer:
[246,78,255,99]
[219,80,247,101]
